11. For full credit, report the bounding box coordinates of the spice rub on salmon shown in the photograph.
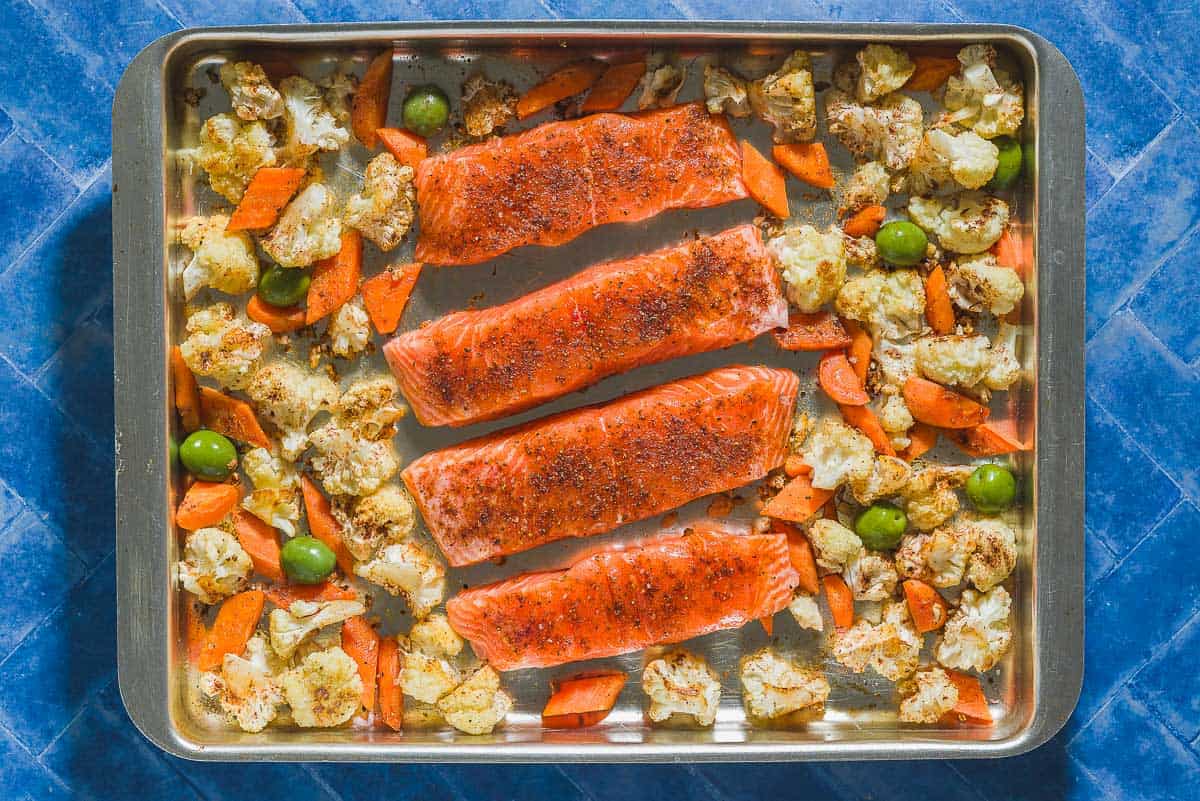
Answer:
[385,225,787,427]
[445,521,799,670]
[401,365,800,566]
[413,102,749,265]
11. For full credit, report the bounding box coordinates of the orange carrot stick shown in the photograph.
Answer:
[264,580,358,609]
[902,579,950,633]
[842,204,886,238]
[772,310,852,351]
[185,599,208,666]
[899,422,939,462]
[843,319,873,386]
[342,616,381,712]
[581,61,646,112]
[991,227,1028,280]
[783,453,810,478]
[772,142,834,189]
[300,475,355,575]
[819,350,870,405]
[742,140,790,218]
[352,50,393,149]
[517,60,606,119]
[198,589,265,672]
[360,262,422,334]
[176,481,240,530]
[306,230,362,325]
[233,509,283,582]
[762,472,835,524]
[377,636,403,731]
[170,346,201,432]
[945,419,1030,457]
[839,403,897,456]
[377,127,428,170]
[941,670,993,725]
[822,574,854,630]
[902,377,990,429]
[924,265,956,335]
[246,295,307,334]
[771,521,820,595]
[542,672,627,729]
[198,387,271,449]
[904,55,961,92]
[227,167,307,231]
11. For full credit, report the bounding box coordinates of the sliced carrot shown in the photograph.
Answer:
[902,377,990,429]
[360,263,422,334]
[904,54,961,92]
[783,453,811,478]
[925,264,956,335]
[233,509,283,582]
[306,229,362,325]
[941,670,993,725]
[517,60,606,119]
[352,50,393,149]
[840,403,897,456]
[902,579,950,633]
[264,580,358,609]
[246,295,307,334]
[581,61,646,112]
[342,616,381,712]
[822,574,854,630]
[772,142,834,190]
[176,481,240,530]
[300,475,355,575]
[198,589,265,672]
[185,599,207,666]
[772,521,820,596]
[170,346,201,432]
[377,127,428,170]
[843,319,873,386]
[542,672,627,729]
[742,140,790,218]
[198,387,271,449]
[842,204,886,238]
[227,167,307,231]
[991,227,1027,280]
[762,472,835,524]
[377,636,403,731]
[899,422,939,462]
[945,419,1030,457]
[759,616,775,636]
[772,310,852,352]
[819,350,870,405]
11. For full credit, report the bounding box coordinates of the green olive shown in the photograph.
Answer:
[179,430,237,480]
[875,221,928,267]
[257,264,310,308]
[988,137,1023,190]
[280,536,337,584]
[855,503,908,550]
[966,463,1017,513]
[403,85,450,137]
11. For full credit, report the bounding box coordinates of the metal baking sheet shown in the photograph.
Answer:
[113,21,1085,762]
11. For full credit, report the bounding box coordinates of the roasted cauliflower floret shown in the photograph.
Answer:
[848,455,913,505]
[825,90,922,171]
[279,75,350,159]
[855,44,915,103]
[178,215,259,300]
[332,483,417,561]
[642,650,722,726]
[985,322,1022,390]
[807,519,863,572]
[319,65,357,127]
[898,667,959,724]
[836,269,926,341]
[748,50,816,142]
[936,586,1013,672]
[400,648,461,703]
[308,420,400,497]
[354,540,445,617]
[740,649,830,720]
[343,153,415,252]
[915,334,993,389]
[831,600,921,681]
[195,113,277,203]
[281,646,363,728]
[802,418,875,490]
[638,53,686,110]
[408,614,464,658]
[906,128,999,195]
[461,73,517,137]
[939,45,1024,140]
[907,192,1008,254]
[899,464,974,531]
[844,233,881,269]
[327,296,371,359]
[878,396,915,446]
[844,549,900,601]
[788,594,824,632]
[839,161,890,217]
[874,338,917,391]
[703,65,751,117]
[964,518,1017,591]
[240,447,301,535]
[199,635,283,732]
[219,61,284,121]
[769,224,847,313]
[334,374,407,440]
[180,303,271,391]
[245,360,340,460]
[437,665,512,735]
[895,523,976,588]
[177,527,252,604]
[268,599,365,659]
[262,183,343,268]
[948,252,1025,316]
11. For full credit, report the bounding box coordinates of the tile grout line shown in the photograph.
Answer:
[1084,496,1188,604]
[944,760,1001,801]
[0,713,73,797]
[1122,604,1200,741]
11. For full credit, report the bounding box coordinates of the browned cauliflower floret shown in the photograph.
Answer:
[740,649,830,720]
[839,161,890,218]
[637,52,686,110]
[895,522,976,589]
[240,447,301,535]
[327,296,371,359]
[408,614,464,658]
[855,44,915,103]
[844,549,900,601]
[899,464,974,531]
[836,269,926,341]
[462,73,518,137]
[769,224,847,313]
[807,518,863,572]
[219,61,284,121]
[354,540,445,617]
[964,518,1018,591]
[825,90,923,171]
[939,45,1024,140]
[948,252,1025,316]
[268,599,365,659]
[180,302,271,391]
[343,152,415,252]
[749,50,816,142]
[194,113,277,203]
[898,666,959,723]
[262,183,343,268]
[279,75,350,159]
[177,527,252,604]
[831,600,921,681]
[878,395,915,448]
[642,649,723,726]
[437,665,512,735]
[848,455,913,505]
[198,635,283,732]
[178,215,259,300]
[280,646,363,728]
[906,128,999,195]
[245,360,340,460]
[908,193,1008,255]
[703,65,751,117]
[308,420,400,497]
[400,648,461,703]
[936,586,1013,672]
[844,232,882,270]
[788,594,824,632]
[332,483,417,561]
[801,418,875,490]
[334,374,408,440]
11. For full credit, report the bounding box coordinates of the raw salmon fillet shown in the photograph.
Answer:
[413,103,748,265]
[402,365,800,566]
[385,225,787,427]
[446,521,799,670]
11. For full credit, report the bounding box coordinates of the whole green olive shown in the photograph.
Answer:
[855,503,908,550]
[966,463,1017,513]
[280,536,337,584]
[179,430,237,480]
[875,220,929,267]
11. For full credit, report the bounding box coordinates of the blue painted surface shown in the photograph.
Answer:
[0,1,1194,798]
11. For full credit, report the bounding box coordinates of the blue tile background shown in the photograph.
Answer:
[0,0,1193,798]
